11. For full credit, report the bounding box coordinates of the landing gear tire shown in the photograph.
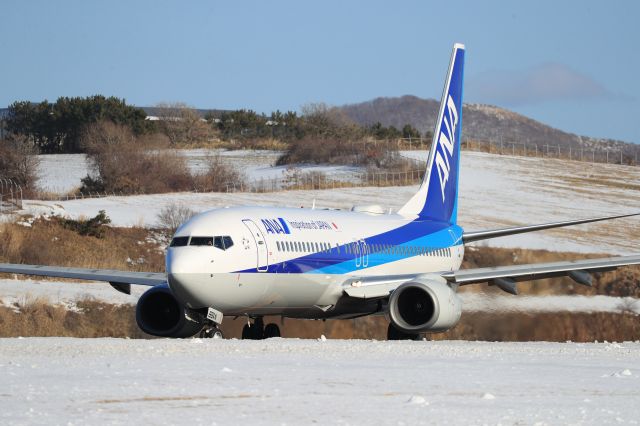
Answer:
[200,326,223,339]
[242,324,253,340]
[387,323,421,341]
[263,323,281,338]
[242,318,265,340]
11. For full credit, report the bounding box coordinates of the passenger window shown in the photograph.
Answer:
[170,236,189,247]
[223,236,234,249]
[191,237,214,246]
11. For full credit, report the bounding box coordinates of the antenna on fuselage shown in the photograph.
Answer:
[312,199,316,210]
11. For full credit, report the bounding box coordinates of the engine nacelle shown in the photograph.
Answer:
[388,278,462,333]
[136,284,205,338]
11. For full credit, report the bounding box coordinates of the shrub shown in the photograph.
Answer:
[276,135,412,171]
[57,210,112,239]
[153,102,213,146]
[0,135,40,194]
[79,121,194,194]
[156,203,197,235]
[192,154,246,192]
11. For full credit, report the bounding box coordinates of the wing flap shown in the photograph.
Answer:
[0,263,165,286]
[441,255,640,286]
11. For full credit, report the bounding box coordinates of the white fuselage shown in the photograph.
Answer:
[166,206,463,319]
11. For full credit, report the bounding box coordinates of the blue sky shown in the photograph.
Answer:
[1,1,638,143]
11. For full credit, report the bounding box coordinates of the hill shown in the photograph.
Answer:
[339,95,637,154]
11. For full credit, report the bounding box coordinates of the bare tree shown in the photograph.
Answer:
[154,102,211,146]
[0,135,40,193]
[79,120,193,194]
[156,203,197,235]
[192,154,246,192]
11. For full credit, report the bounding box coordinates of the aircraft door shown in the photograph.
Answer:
[360,240,369,267]
[242,219,269,272]
[353,239,369,269]
[353,241,361,268]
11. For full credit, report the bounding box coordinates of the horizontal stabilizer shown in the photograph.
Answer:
[462,212,640,243]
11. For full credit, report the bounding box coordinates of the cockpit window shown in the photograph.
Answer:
[186,236,234,250]
[190,236,214,246]
[214,236,224,249]
[223,236,234,249]
[170,236,189,247]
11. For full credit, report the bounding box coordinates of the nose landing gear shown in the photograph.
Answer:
[242,317,281,340]
[198,306,224,338]
[199,325,223,339]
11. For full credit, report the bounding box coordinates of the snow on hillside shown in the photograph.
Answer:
[1,338,638,425]
[24,151,640,254]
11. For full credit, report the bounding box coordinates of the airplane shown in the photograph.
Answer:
[2,43,640,340]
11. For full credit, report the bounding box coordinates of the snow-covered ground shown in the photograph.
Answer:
[23,151,640,254]
[1,338,638,425]
[3,278,639,316]
[36,149,362,193]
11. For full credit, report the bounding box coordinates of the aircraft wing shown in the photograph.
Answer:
[343,255,640,298]
[0,263,165,294]
[462,212,639,243]
[440,254,640,294]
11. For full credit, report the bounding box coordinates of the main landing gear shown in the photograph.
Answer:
[387,323,421,341]
[242,317,281,340]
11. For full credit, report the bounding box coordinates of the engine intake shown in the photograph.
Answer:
[388,278,461,333]
[136,284,205,338]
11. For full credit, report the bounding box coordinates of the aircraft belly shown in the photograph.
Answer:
[262,273,342,309]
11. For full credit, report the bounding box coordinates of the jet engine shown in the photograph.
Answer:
[136,284,205,338]
[388,278,462,333]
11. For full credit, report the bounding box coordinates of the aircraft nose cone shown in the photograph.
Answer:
[166,248,191,275]
[166,248,208,308]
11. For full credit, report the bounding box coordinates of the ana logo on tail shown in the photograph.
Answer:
[434,95,459,201]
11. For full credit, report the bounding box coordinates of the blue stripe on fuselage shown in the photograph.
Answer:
[234,219,463,274]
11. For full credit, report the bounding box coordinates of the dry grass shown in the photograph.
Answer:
[176,137,288,151]
[0,298,149,338]
[0,218,165,272]
[1,303,637,342]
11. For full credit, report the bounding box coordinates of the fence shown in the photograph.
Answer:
[0,178,23,214]
[462,139,638,166]
[223,168,425,193]
[392,136,639,167]
[27,135,638,201]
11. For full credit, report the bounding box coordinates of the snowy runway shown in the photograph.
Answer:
[1,338,638,425]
